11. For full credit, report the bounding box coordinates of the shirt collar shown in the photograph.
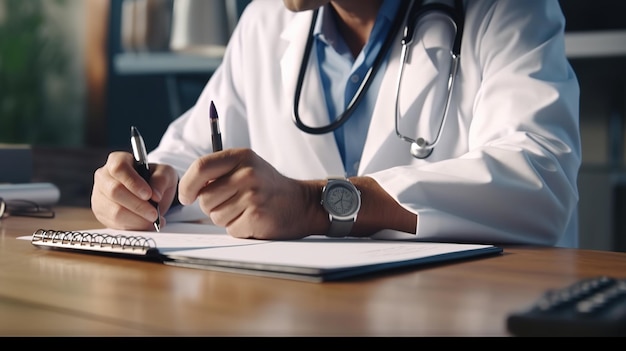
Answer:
[313,1,401,49]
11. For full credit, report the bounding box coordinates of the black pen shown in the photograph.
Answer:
[209,100,223,152]
[130,126,161,232]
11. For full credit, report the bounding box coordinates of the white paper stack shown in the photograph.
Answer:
[0,183,61,205]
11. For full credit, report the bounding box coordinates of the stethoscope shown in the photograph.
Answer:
[292,0,464,159]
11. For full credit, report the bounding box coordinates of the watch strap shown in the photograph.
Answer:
[326,218,355,237]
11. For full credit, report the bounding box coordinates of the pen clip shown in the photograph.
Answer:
[131,127,149,165]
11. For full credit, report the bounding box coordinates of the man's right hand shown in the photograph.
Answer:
[91,151,178,231]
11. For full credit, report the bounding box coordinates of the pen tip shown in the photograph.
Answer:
[210,100,218,119]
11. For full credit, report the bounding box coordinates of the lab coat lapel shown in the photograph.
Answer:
[280,12,344,176]
[360,22,440,173]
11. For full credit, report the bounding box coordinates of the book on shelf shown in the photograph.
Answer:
[21,222,503,283]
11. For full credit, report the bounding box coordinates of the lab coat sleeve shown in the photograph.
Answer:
[145,1,283,222]
[371,0,581,247]
[146,5,252,179]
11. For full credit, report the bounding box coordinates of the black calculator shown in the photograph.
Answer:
[506,276,626,337]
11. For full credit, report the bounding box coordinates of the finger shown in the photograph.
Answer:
[148,163,179,210]
[91,183,156,231]
[102,151,152,201]
[178,149,243,205]
[95,153,159,223]
[196,178,240,225]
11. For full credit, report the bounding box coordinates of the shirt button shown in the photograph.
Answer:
[353,161,359,173]
[350,74,360,83]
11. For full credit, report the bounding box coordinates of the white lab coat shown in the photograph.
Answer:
[149,0,581,247]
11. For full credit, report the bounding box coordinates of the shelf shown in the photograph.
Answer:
[565,30,626,59]
[113,30,626,75]
[114,51,223,75]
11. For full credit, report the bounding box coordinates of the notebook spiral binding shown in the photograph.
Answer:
[31,228,157,253]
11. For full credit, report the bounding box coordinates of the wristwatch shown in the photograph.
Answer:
[321,177,361,237]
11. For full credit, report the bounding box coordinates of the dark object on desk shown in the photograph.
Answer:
[0,198,55,219]
[507,276,626,337]
[0,182,59,219]
[0,145,33,183]
[31,147,111,208]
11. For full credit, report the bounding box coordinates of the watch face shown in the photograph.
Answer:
[325,183,360,217]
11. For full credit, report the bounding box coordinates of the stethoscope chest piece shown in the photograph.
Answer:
[410,138,433,159]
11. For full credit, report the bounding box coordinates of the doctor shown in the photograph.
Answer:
[91,0,581,247]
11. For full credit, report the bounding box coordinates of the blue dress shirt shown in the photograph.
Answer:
[314,1,400,177]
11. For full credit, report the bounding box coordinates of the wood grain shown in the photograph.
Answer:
[2,207,626,336]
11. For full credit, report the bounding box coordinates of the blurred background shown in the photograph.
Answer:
[0,0,625,251]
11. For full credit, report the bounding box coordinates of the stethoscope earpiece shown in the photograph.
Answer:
[410,138,433,159]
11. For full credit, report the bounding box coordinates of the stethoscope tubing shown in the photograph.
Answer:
[395,2,463,158]
[292,0,464,160]
[292,1,411,135]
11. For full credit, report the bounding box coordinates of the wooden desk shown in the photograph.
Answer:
[2,207,626,336]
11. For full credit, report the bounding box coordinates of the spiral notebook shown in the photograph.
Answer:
[30,228,163,260]
[25,224,503,282]
[28,223,258,262]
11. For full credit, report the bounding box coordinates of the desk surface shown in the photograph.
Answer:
[2,207,626,336]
